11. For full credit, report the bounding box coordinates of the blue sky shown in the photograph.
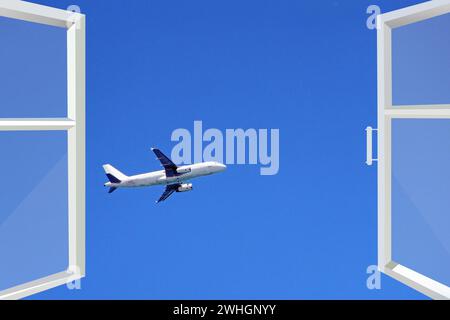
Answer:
[2,0,434,299]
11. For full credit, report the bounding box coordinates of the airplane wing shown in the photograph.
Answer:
[152,148,178,177]
[156,184,180,203]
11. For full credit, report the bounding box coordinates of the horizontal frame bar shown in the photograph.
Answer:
[380,0,450,29]
[0,271,83,300]
[390,104,450,110]
[0,118,75,131]
[385,108,450,118]
[385,262,450,300]
[0,0,83,28]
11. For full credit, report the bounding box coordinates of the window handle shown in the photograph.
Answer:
[366,126,378,166]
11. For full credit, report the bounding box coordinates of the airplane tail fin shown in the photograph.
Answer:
[103,164,128,184]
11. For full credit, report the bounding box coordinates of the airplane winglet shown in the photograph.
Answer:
[109,187,118,194]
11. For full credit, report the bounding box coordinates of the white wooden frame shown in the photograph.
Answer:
[0,0,85,300]
[377,0,450,300]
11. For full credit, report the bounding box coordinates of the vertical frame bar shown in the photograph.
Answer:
[377,17,392,272]
[67,14,86,277]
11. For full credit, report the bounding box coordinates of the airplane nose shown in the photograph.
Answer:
[219,163,227,171]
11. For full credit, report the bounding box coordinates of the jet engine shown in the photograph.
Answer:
[176,167,192,174]
[177,183,193,192]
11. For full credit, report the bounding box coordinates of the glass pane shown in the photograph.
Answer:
[0,132,68,291]
[392,13,450,106]
[0,16,67,118]
[392,119,450,286]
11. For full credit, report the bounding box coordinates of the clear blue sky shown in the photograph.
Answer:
[11,0,433,299]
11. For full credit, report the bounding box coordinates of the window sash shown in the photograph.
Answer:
[0,1,85,300]
[377,0,450,300]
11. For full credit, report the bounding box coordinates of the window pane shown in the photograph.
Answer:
[392,13,450,106]
[0,132,68,291]
[0,17,67,118]
[392,119,450,286]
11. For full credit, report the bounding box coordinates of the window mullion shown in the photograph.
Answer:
[0,118,75,131]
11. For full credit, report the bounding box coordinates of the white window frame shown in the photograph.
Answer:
[0,0,85,300]
[377,0,450,300]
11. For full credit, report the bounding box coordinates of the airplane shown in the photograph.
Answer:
[103,148,227,203]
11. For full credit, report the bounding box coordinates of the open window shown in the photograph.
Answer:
[0,1,85,300]
[369,0,450,299]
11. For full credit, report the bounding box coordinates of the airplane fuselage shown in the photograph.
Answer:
[104,161,226,189]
